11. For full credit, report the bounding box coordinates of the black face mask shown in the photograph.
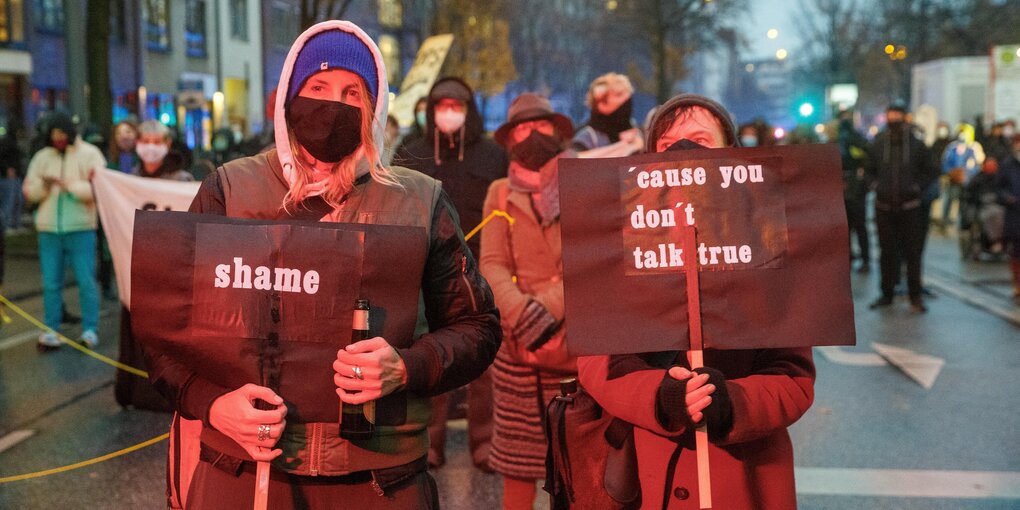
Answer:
[664,138,707,152]
[286,96,362,163]
[590,98,633,142]
[887,121,905,143]
[511,131,562,171]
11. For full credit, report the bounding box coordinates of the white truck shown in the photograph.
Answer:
[910,45,1020,144]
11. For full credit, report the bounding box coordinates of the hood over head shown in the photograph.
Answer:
[425,77,485,165]
[273,20,390,186]
[645,93,737,152]
[425,77,484,144]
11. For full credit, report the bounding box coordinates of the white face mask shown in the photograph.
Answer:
[136,142,169,164]
[1003,125,1016,139]
[434,109,467,134]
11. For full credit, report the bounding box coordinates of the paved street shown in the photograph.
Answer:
[0,227,1017,509]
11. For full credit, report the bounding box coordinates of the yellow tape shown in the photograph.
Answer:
[0,205,511,371]
[0,210,518,484]
[0,295,148,378]
[0,433,169,483]
[464,209,514,242]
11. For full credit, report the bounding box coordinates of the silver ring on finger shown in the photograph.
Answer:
[352,365,364,380]
[257,424,271,442]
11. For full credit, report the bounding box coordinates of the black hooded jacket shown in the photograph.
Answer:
[393,77,508,257]
[866,124,937,210]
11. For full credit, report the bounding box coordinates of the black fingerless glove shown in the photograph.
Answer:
[693,367,734,440]
[655,367,734,440]
[512,300,560,351]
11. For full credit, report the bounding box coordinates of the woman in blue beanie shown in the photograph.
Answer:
[146,20,500,509]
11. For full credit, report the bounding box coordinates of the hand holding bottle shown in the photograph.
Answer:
[333,337,408,404]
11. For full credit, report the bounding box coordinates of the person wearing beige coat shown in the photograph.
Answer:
[480,93,577,510]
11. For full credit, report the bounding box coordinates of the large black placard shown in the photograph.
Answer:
[558,144,856,355]
[131,210,427,423]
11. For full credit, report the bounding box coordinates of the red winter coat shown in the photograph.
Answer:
[577,347,814,509]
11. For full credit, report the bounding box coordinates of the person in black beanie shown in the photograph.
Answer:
[572,72,644,156]
[866,101,938,313]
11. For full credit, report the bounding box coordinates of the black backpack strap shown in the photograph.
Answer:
[544,392,574,509]
[659,443,684,510]
[603,417,632,449]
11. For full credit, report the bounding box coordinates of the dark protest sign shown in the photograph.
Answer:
[559,144,856,355]
[131,210,427,423]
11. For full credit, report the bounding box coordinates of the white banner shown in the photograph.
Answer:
[92,169,201,309]
[391,34,454,128]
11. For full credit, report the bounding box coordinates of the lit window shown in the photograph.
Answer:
[378,0,402,28]
[377,34,400,85]
[0,0,22,44]
[269,1,297,48]
[145,0,170,52]
[185,0,207,58]
[111,0,126,44]
[230,0,248,41]
[34,0,62,33]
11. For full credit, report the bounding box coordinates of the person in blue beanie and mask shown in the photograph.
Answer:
[146,20,500,510]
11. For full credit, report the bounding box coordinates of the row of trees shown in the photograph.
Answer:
[84,0,751,134]
[407,0,750,120]
[423,0,1019,123]
[85,0,1019,138]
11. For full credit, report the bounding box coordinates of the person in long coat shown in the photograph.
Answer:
[480,93,577,510]
[577,94,815,510]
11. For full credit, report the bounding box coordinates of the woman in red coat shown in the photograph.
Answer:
[577,94,815,510]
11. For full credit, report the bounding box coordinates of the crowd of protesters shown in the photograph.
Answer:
[1,19,1020,506]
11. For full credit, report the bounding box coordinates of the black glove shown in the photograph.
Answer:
[692,367,734,439]
[655,366,734,440]
[512,300,560,351]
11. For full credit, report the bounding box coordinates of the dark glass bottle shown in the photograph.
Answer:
[340,299,374,439]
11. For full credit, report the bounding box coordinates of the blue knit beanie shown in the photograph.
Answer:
[287,29,379,103]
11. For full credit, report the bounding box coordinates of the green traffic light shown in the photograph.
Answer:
[799,102,814,117]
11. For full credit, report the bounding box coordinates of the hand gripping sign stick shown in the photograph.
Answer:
[682,225,712,509]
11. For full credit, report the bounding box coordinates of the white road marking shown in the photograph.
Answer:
[796,467,1020,499]
[816,346,887,366]
[925,272,1020,326]
[0,330,42,351]
[872,342,946,390]
[0,430,35,454]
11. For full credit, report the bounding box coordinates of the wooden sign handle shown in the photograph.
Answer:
[253,460,270,510]
[683,226,712,509]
